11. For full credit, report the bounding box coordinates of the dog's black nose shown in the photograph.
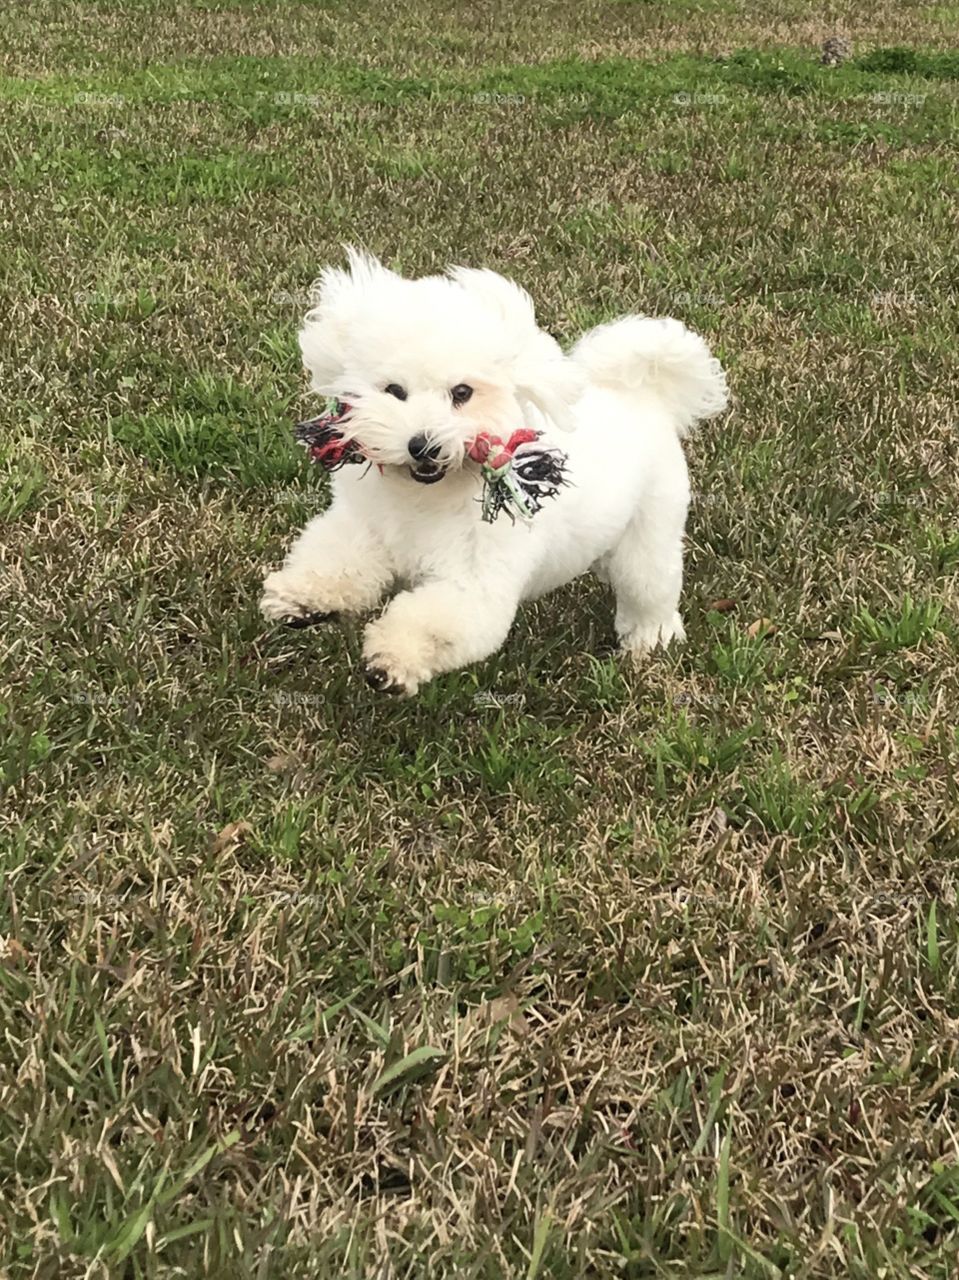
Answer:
[408,434,441,462]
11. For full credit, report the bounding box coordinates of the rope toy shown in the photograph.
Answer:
[293,399,363,470]
[294,400,569,524]
[465,430,568,524]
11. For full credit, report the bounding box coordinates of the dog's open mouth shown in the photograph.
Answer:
[409,462,446,485]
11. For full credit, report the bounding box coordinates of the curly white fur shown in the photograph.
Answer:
[261,251,729,695]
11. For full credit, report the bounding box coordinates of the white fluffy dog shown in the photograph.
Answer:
[261,251,728,694]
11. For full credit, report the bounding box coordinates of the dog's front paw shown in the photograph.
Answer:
[363,663,409,695]
[361,652,429,697]
[361,622,436,697]
[260,585,336,629]
[260,570,343,628]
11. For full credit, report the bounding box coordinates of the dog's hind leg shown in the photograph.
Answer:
[606,493,688,658]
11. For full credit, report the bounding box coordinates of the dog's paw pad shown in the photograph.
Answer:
[364,664,407,695]
[283,610,337,630]
[260,582,338,628]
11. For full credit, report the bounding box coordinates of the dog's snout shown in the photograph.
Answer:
[408,434,441,462]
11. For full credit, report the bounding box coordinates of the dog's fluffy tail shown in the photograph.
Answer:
[570,316,728,437]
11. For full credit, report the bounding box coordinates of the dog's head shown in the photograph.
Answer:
[297,250,582,484]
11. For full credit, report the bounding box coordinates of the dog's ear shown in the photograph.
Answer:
[448,267,583,431]
[299,248,398,391]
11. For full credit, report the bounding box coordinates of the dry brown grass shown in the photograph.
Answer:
[2,2,959,1275]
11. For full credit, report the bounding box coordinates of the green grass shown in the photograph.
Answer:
[2,1,959,1276]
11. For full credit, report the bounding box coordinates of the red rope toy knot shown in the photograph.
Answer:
[466,428,539,468]
[294,403,569,523]
[465,428,568,522]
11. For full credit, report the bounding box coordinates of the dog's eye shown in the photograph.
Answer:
[384,383,407,401]
[451,383,473,406]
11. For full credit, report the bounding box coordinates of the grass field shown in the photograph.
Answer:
[2,1,959,1275]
